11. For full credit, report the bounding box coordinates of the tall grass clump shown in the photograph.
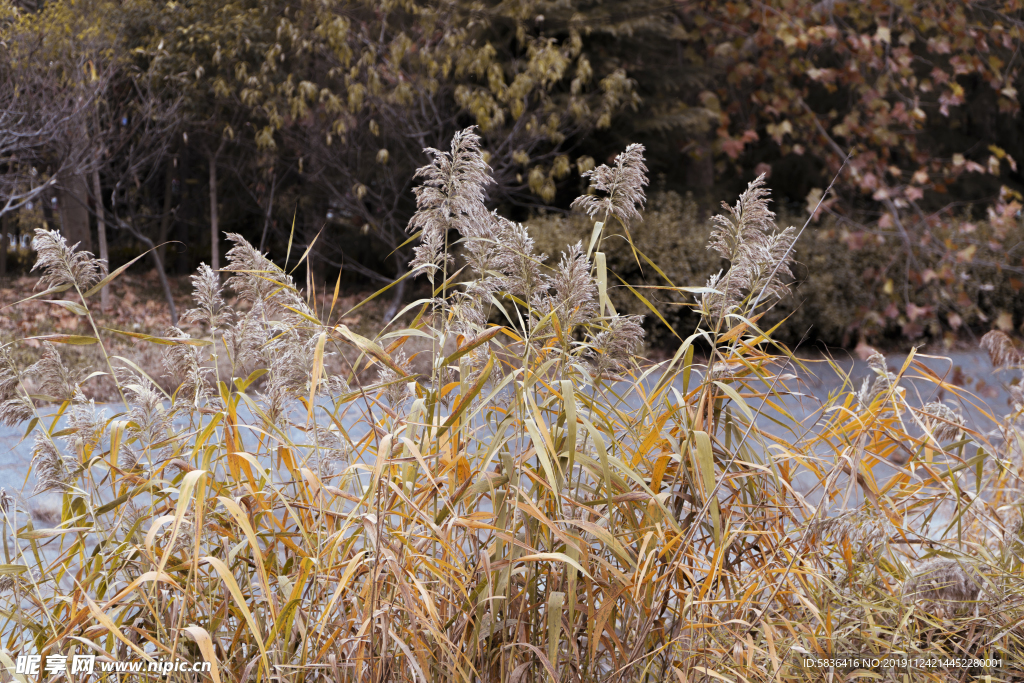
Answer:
[2,128,1024,682]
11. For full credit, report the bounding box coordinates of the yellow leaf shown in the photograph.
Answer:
[307,331,327,421]
[201,556,270,676]
[183,626,222,683]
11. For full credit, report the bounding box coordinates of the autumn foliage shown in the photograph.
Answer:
[0,0,1023,343]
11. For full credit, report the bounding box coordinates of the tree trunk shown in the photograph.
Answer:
[92,165,109,308]
[209,151,219,272]
[175,152,191,274]
[157,155,177,266]
[383,258,407,323]
[150,244,178,326]
[41,188,58,231]
[58,172,92,252]
[259,169,276,252]
[126,222,177,325]
[0,213,8,279]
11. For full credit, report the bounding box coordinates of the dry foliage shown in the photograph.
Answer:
[2,131,1024,683]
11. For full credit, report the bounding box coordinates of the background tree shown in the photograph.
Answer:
[2,0,1022,344]
[0,2,102,233]
[130,0,644,304]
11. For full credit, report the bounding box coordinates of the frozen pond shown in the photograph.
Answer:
[0,348,1015,527]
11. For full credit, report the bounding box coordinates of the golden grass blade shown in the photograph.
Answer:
[441,326,503,367]
[307,330,327,422]
[337,268,415,319]
[183,626,223,683]
[284,206,297,268]
[200,556,271,677]
[0,650,29,683]
[156,469,206,577]
[614,271,682,340]
[83,249,154,298]
[78,584,156,664]
[595,252,614,316]
[289,225,323,275]
[440,354,494,432]
[561,379,578,473]
[693,430,721,546]
[2,283,72,310]
[525,417,561,495]
[546,591,564,670]
[334,324,411,376]
[216,497,278,622]
[104,328,213,346]
[40,299,88,316]
[587,220,604,258]
[25,334,98,345]
[328,274,345,330]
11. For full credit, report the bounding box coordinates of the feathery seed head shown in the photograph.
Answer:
[163,328,211,406]
[0,396,33,427]
[408,127,495,280]
[182,263,234,330]
[311,425,351,475]
[1011,384,1024,413]
[65,400,107,452]
[224,234,281,302]
[708,174,776,262]
[31,433,76,494]
[268,331,325,397]
[26,342,80,404]
[223,304,272,377]
[0,344,20,401]
[327,373,351,398]
[867,352,887,375]
[547,242,597,331]
[0,344,31,427]
[256,380,292,433]
[981,330,1021,369]
[120,503,149,541]
[856,352,897,407]
[808,509,892,565]
[698,271,729,320]
[588,314,644,377]
[492,217,547,301]
[922,401,965,442]
[30,228,107,291]
[378,350,412,410]
[119,443,141,471]
[120,369,172,447]
[571,144,648,224]
[902,559,985,611]
[698,175,797,321]
[224,234,312,322]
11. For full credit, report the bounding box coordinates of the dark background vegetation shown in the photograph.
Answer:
[2,0,1023,348]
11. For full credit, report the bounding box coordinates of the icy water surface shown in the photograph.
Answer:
[0,348,1015,531]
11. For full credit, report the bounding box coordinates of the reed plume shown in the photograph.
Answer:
[922,401,965,442]
[981,329,1021,368]
[30,228,107,291]
[182,263,234,330]
[571,143,648,224]
[407,126,494,282]
[699,174,796,321]
[902,559,985,611]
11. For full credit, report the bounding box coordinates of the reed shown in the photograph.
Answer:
[1,129,1023,682]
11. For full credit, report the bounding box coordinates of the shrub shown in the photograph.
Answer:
[528,192,1024,347]
[1,130,1023,682]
